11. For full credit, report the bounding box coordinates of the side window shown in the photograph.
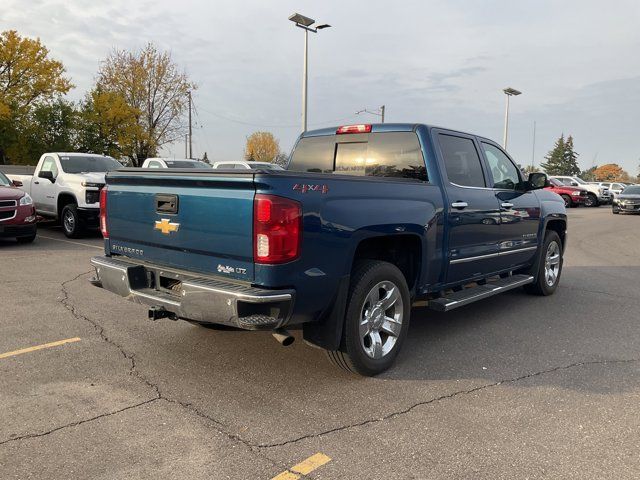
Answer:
[41,156,59,177]
[438,134,485,188]
[481,143,520,190]
[148,161,162,168]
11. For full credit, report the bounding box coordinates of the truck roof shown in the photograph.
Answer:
[302,123,491,142]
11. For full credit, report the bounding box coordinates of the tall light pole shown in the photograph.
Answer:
[288,13,331,132]
[502,87,521,149]
[356,105,386,123]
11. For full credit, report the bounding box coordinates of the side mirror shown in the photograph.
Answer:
[12,179,23,187]
[38,170,55,182]
[527,172,549,190]
[570,181,579,186]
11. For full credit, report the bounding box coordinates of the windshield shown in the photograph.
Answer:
[0,171,11,186]
[572,177,587,185]
[165,160,211,168]
[59,155,121,173]
[622,186,640,195]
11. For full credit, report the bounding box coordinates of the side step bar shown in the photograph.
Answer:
[428,274,534,312]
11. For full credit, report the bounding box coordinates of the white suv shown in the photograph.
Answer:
[551,176,611,207]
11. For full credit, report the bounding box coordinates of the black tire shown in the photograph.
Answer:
[612,205,620,214]
[524,230,563,296]
[326,260,411,376]
[584,193,599,208]
[16,234,36,244]
[560,194,572,208]
[61,204,84,238]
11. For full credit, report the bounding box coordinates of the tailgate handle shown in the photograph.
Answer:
[155,194,178,214]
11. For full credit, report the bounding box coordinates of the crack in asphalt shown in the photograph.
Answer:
[562,284,640,301]
[256,356,640,449]
[1,271,286,472]
[0,398,159,446]
[6,270,638,468]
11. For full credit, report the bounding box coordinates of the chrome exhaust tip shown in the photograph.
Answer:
[272,328,295,346]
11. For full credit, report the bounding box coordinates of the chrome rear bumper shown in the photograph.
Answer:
[90,256,294,329]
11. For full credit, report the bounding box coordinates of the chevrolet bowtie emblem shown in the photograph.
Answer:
[154,218,180,235]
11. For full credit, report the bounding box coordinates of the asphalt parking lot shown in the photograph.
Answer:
[1,207,640,479]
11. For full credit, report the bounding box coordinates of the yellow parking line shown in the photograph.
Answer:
[272,453,332,479]
[0,337,81,359]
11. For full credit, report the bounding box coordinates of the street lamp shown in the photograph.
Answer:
[288,13,331,132]
[356,105,386,123]
[502,87,521,149]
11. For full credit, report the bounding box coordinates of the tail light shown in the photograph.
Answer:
[99,186,108,238]
[336,124,372,134]
[253,194,301,264]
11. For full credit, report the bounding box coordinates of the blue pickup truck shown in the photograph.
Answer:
[90,123,567,376]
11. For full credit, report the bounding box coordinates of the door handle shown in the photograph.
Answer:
[451,201,468,209]
[34,181,40,185]
[500,202,514,209]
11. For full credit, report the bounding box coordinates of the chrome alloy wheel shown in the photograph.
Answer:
[544,241,561,287]
[63,209,75,233]
[359,281,404,359]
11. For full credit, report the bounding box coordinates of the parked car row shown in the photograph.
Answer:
[1,155,288,241]
[549,176,610,207]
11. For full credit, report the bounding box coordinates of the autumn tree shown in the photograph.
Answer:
[245,131,280,162]
[0,30,73,163]
[593,163,626,181]
[92,43,195,166]
[540,134,580,175]
[76,89,141,159]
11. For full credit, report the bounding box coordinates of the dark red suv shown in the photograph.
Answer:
[545,178,588,207]
[0,171,37,243]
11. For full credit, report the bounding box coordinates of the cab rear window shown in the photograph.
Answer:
[289,132,427,181]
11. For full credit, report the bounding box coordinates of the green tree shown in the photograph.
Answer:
[540,135,565,174]
[563,135,581,176]
[580,165,598,181]
[20,99,77,163]
[523,164,540,174]
[540,135,581,175]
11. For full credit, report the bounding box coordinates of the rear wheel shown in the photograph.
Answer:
[584,193,598,208]
[524,230,563,296]
[61,204,84,238]
[326,260,410,376]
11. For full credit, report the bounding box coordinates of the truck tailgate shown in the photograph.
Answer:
[106,171,255,281]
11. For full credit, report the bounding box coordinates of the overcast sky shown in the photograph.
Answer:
[4,0,640,173]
